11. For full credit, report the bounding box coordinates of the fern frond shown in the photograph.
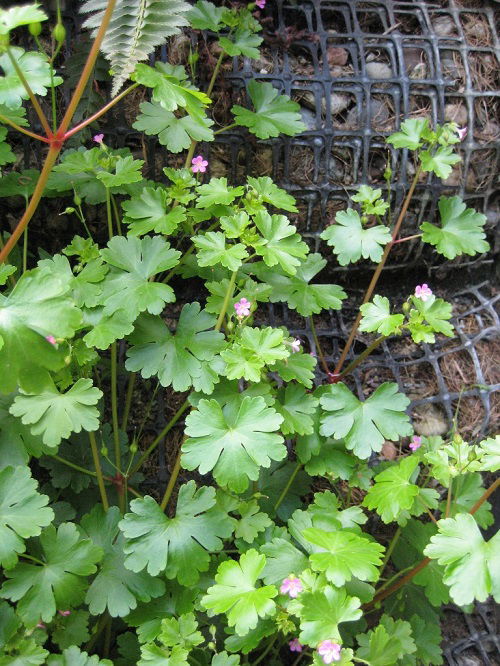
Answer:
[81,0,190,96]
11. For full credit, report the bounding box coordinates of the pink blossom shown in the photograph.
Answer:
[317,640,342,664]
[291,338,301,353]
[234,297,251,318]
[255,0,266,8]
[289,638,303,652]
[93,133,104,144]
[280,575,303,598]
[456,126,467,141]
[414,284,432,302]
[191,155,209,173]
[58,610,71,616]
[45,335,57,345]
[36,622,46,629]
[409,435,422,452]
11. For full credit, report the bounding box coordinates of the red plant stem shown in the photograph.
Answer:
[364,476,500,609]
[0,113,50,143]
[0,0,117,266]
[64,83,139,139]
[392,233,422,245]
[333,167,422,377]
[6,47,53,138]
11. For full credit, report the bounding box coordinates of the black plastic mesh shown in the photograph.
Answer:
[207,0,500,272]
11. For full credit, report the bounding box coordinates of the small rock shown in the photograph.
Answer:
[326,46,348,67]
[299,106,317,131]
[366,61,393,79]
[327,92,351,116]
[444,102,467,126]
[381,441,397,460]
[479,120,500,140]
[370,98,390,127]
[413,404,448,437]
[432,15,456,37]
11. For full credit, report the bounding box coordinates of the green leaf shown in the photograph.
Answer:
[253,210,308,275]
[132,63,210,116]
[182,395,285,493]
[234,500,272,544]
[274,351,317,389]
[47,646,112,665]
[421,196,489,259]
[138,643,188,665]
[82,307,135,350]
[477,435,500,472]
[81,505,165,617]
[351,185,389,217]
[356,615,416,666]
[10,378,102,448]
[96,155,144,188]
[0,127,14,166]
[232,80,306,139]
[246,176,298,213]
[362,457,420,524]
[320,209,391,265]
[445,473,493,530]
[98,235,180,320]
[274,384,318,435]
[193,231,248,271]
[424,513,500,605]
[0,267,81,393]
[0,104,29,129]
[219,30,262,58]
[0,522,102,626]
[224,619,275,654]
[408,295,453,341]
[0,394,47,468]
[0,639,48,666]
[261,538,309,585]
[420,146,461,179]
[386,118,430,150]
[359,295,404,336]
[52,610,90,650]
[211,653,240,666]
[0,264,15,286]
[303,527,384,586]
[0,47,62,108]
[196,178,244,208]
[260,253,346,316]
[0,5,47,34]
[201,549,277,635]
[187,0,225,31]
[119,481,233,583]
[126,304,224,392]
[320,382,412,459]
[392,519,449,607]
[221,326,289,383]
[123,187,185,236]
[157,613,203,649]
[133,101,213,152]
[0,466,53,569]
[289,584,361,644]
[404,615,443,666]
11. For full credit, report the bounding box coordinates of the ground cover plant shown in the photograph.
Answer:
[0,2,498,664]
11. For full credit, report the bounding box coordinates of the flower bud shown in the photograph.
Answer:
[402,301,410,314]
[130,441,138,454]
[29,22,42,37]
[53,23,66,44]
[73,193,82,206]
[101,446,108,456]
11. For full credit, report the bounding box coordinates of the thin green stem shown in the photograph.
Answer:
[88,432,109,510]
[85,613,109,653]
[214,123,237,135]
[206,51,225,98]
[216,270,237,331]
[160,440,184,511]
[380,526,400,573]
[48,52,57,133]
[64,83,139,139]
[333,166,422,376]
[309,316,329,375]
[121,372,136,431]
[0,113,49,142]
[445,478,452,518]
[162,221,219,283]
[22,226,28,273]
[252,636,278,666]
[131,399,190,475]
[103,617,112,658]
[6,47,52,137]
[274,462,302,513]
[417,494,438,523]
[110,342,123,511]
[105,187,113,238]
[20,553,45,566]
[53,454,96,478]
[110,193,122,235]
[338,335,387,380]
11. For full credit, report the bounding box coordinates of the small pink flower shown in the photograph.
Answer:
[58,610,71,616]
[289,638,303,652]
[191,155,208,173]
[36,622,46,629]
[45,335,57,345]
[234,297,251,318]
[93,133,104,144]
[414,284,432,302]
[456,126,467,141]
[291,338,301,353]
[280,575,303,598]
[255,0,266,8]
[318,640,342,664]
[409,435,422,452]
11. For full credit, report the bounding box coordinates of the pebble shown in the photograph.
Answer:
[326,46,348,66]
[366,61,393,79]
[432,15,456,37]
[301,91,351,117]
[413,404,448,436]
[444,102,468,126]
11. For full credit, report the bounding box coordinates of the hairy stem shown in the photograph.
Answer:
[380,526,401,573]
[206,51,225,98]
[160,439,184,512]
[6,47,52,137]
[216,269,237,331]
[333,166,422,376]
[0,113,50,142]
[88,432,109,510]
[392,233,422,245]
[121,372,136,431]
[274,462,302,512]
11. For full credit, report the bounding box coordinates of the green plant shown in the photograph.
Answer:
[0,3,498,665]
